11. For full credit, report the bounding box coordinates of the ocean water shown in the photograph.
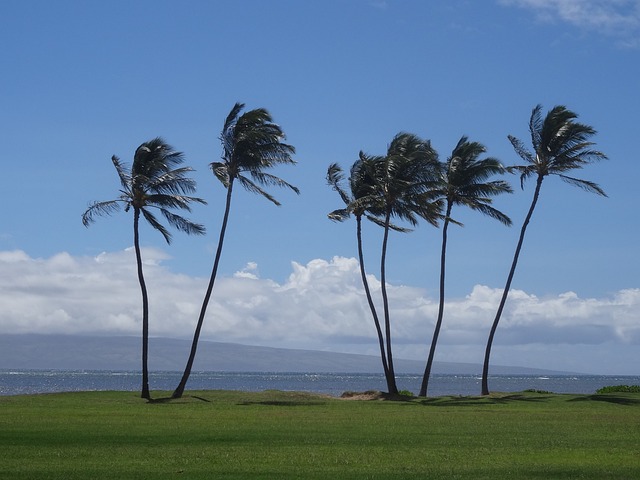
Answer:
[2,370,639,397]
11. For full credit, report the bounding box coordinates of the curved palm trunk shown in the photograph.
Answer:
[419,202,452,397]
[481,175,543,395]
[133,208,151,400]
[172,180,235,399]
[379,210,399,395]
[356,215,390,380]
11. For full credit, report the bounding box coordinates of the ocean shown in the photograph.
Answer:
[2,370,639,397]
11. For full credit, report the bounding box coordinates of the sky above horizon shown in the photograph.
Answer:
[1,0,639,375]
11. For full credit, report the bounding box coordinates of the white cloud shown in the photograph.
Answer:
[0,249,638,374]
[500,0,640,46]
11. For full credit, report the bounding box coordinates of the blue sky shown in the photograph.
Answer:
[1,0,639,375]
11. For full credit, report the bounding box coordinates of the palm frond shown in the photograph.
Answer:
[236,174,280,205]
[82,200,123,226]
[248,171,300,194]
[326,163,352,207]
[529,104,543,151]
[140,208,172,244]
[458,180,513,198]
[507,135,535,164]
[365,214,412,232]
[224,102,245,133]
[558,174,607,197]
[507,165,537,189]
[210,162,231,188]
[160,208,207,236]
[456,158,508,184]
[133,138,184,178]
[221,103,244,161]
[541,106,578,153]
[111,156,132,191]
[150,169,205,200]
[328,208,350,222]
[467,202,513,226]
[146,193,206,211]
[415,198,445,227]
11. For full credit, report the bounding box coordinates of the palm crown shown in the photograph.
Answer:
[328,132,442,231]
[82,137,206,243]
[378,132,442,228]
[439,136,512,225]
[212,102,299,203]
[327,153,388,225]
[508,105,608,195]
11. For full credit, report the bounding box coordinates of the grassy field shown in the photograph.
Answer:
[1,389,639,479]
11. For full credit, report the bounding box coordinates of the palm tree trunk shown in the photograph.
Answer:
[481,175,543,395]
[172,181,235,399]
[419,203,452,397]
[356,215,390,380]
[133,208,151,400]
[380,210,399,395]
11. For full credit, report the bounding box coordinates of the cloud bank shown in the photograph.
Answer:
[0,249,638,374]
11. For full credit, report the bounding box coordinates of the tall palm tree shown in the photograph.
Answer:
[481,105,608,395]
[327,154,397,392]
[82,138,206,399]
[418,136,512,397]
[377,133,441,394]
[172,103,299,399]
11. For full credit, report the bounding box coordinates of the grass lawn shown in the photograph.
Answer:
[1,389,639,479]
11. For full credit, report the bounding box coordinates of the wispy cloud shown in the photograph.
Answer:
[499,0,640,47]
[1,249,638,374]
[369,0,389,10]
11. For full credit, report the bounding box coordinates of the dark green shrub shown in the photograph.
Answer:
[596,385,640,394]
[397,390,414,397]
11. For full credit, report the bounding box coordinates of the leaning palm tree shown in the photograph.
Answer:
[327,154,397,392]
[172,103,299,399]
[481,105,608,395]
[376,133,441,394]
[418,136,512,397]
[82,138,206,399]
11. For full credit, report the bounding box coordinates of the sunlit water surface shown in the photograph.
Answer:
[2,370,639,397]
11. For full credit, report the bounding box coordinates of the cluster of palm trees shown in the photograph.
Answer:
[83,102,606,400]
[83,103,298,400]
[327,104,607,397]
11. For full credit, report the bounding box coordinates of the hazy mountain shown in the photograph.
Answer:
[0,334,572,375]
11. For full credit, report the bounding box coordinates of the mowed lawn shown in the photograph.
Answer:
[1,389,639,479]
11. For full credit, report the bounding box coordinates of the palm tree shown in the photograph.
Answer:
[418,136,512,397]
[82,138,206,399]
[377,133,441,394]
[172,103,299,399]
[327,154,396,392]
[481,105,608,395]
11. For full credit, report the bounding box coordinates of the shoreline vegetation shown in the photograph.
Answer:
[2,389,639,479]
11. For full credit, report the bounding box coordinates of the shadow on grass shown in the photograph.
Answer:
[568,394,640,406]
[237,400,329,407]
[416,393,553,407]
[147,395,211,404]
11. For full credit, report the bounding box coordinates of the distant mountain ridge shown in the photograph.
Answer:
[0,334,573,375]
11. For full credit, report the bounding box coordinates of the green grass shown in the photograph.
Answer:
[1,389,639,479]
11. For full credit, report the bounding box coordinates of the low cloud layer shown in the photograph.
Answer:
[0,249,638,374]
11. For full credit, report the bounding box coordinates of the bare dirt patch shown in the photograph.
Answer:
[340,390,392,401]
